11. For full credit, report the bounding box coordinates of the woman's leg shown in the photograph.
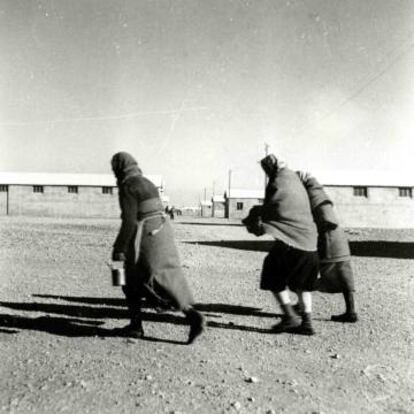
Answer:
[182,306,205,344]
[297,290,315,335]
[331,262,358,322]
[299,290,312,313]
[346,291,356,313]
[293,292,306,314]
[271,290,301,331]
[331,291,358,322]
[119,283,144,338]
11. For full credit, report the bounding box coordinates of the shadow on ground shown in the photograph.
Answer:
[349,241,414,259]
[32,295,276,318]
[185,240,414,259]
[177,221,242,227]
[34,294,126,307]
[0,297,277,340]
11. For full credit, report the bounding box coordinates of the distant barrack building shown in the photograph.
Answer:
[219,170,414,228]
[211,195,226,218]
[200,199,212,218]
[2,170,413,228]
[224,189,264,220]
[0,172,165,218]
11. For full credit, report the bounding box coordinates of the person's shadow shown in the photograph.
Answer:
[184,240,414,259]
[0,295,278,343]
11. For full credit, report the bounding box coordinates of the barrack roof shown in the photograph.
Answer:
[212,195,225,203]
[227,189,264,199]
[309,170,414,187]
[0,172,164,188]
[224,170,413,199]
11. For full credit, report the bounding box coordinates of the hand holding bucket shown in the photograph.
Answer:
[107,261,126,286]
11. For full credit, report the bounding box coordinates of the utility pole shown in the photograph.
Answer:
[264,142,270,192]
[226,169,232,219]
[228,169,232,198]
[203,187,207,201]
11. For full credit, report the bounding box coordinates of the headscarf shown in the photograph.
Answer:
[260,154,278,178]
[111,152,143,185]
[260,153,288,179]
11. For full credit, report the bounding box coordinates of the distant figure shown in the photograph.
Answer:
[111,152,205,343]
[297,171,358,323]
[243,154,319,335]
[169,206,175,220]
[165,205,175,220]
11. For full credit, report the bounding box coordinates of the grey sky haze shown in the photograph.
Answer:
[1,0,413,204]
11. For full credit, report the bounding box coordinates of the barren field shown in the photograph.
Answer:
[0,216,413,414]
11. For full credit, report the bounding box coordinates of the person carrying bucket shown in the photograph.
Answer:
[110,152,205,343]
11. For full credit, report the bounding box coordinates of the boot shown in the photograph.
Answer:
[117,293,145,338]
[331,292,358,323]
[272,304,301,332]
[185,308,205,344]
[116,319,144,338]
[292,302,305,316]
[296,312,315,335]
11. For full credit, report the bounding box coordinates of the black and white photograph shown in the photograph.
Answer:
[0,1,413,413]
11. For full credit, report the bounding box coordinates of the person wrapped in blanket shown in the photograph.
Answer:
[242,154,319,335]
[297,171,358,323]
[111,152,205,343]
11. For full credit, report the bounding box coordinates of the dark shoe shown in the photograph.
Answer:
[187,310,205,344]
[272,315,302,333]
[292,303,304,316]
[293,322,315,336]
[331,312,358,323]
[114,323,144,339]
[290,312,315,335]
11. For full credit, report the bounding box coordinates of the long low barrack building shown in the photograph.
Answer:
[312,170,414,228]
[0,172,165,218]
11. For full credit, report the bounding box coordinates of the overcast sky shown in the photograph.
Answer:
[1,0,413,205]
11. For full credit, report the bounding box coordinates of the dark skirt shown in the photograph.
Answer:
[260,241,319,292]
[124,214,194,310]
[315,260,355,293]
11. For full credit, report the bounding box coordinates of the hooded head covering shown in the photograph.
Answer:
[111,152,142,185]
[260,153,288,178]
[260,153,278,178]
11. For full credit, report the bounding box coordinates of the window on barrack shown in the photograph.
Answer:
[68,186,78,194]
[102,187,113,195]
[353,186,368,197]
[236,202,244,210]
[0,185,8,192]
[33,186,44,193]
[398,187,412,198]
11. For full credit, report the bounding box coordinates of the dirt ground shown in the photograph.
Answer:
[0,216,413,414]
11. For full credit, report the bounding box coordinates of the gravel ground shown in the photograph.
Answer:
[0,216,413,414]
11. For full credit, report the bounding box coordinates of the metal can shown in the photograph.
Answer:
[111,267,126,286]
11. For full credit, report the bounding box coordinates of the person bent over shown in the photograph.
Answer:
[244,154,319,335]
